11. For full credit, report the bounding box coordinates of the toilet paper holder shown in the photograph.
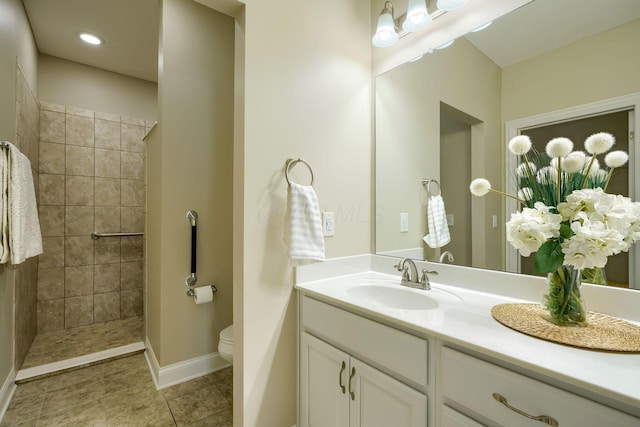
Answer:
[186,284,217,297]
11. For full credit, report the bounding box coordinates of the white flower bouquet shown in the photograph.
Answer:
[470,132,640,325]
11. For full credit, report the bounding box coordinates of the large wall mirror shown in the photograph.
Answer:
[375,0,640,289]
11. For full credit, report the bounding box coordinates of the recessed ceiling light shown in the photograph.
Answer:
[78,32,103,46]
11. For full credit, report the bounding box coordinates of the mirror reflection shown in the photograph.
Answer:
[375,0,640,289]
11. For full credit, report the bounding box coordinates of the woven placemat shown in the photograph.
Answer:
[491,303,640,352]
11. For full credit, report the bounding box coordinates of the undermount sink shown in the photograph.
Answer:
[346,284,440,310]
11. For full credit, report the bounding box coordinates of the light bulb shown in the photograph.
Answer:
[372,7,399,48]
[402,0,431,33]
[437,0,468,11]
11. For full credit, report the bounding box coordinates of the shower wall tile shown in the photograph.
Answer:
[95,178,121,206]
[94,239,121,265]
[65,295,93,328]
[95,119,121,150]
[37,267,65,301]
[65,206,94,236]
[38,104,146,329]
[66,106,94,118]
[94,264,120,293]
[64,236,94,266]
[39,206,65,237]
[121,116,145,126]
[95,111,120,122]
[121,207,143,233]
[95,207,121,233]
[40,110,65,143]
[121,152,143,179]
[37,299,64,333]
[95,149,121,178]
[40,142,66,174]
[121,290,143,318]
[121,236,143,262]
[39,174,65,205]
[66,115,94,147]
[121,124,145,153]
[121,262,143,291]
[40,237,64,268]
[65,176,94,206]
[94,292,120,323]
[65,145,94,176]
[65,266,94,297]
[121,179,143,207]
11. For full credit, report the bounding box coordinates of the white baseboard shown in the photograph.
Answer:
[0,368,16,423]
[144,337,230,390]
[15,342,145,382]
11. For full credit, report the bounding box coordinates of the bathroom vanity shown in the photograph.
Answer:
[295,256,640,427]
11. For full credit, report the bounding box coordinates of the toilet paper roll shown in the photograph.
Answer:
[193,285,214,304]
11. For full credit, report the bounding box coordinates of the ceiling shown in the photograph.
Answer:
[21,0,640,83]
[22,0,160,82]
[465,0,640,68]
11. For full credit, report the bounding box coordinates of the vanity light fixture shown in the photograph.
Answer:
[402,0,432,33]
[436,0,468,11]
[78,32,103,46]
[372,2,400,48]
[471,21,493,32]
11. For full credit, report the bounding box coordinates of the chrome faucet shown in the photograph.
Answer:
[394,258,437,290]
[439,251,455,264]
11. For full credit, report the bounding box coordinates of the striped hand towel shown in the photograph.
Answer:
[423,194,451,249]
[286,182,325,266]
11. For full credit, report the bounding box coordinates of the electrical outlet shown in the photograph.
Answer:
[400,213,409,232]
[446,214,454,227]
[323,212,335,236]
[492,214,498,228]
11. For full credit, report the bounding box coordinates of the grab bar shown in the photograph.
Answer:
[186,210,198,287]
[91,232,144,239]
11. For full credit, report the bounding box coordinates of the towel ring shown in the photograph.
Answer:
[421,179,441,197]
[285,158,314,186]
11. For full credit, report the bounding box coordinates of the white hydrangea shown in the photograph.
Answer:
[561,219,627,269]
[506,203,562,257]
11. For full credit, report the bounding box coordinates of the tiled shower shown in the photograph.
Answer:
[35,102,151,335]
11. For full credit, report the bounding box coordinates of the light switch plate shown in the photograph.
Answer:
[323,212,335,236]
[400,213,409,232]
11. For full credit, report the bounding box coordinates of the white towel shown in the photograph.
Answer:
[423,194,451,249]
[286,182,325,266]
[0,147,8,263]
[4,143,43,264]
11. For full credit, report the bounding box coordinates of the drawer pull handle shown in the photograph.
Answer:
[339,361,346,394]
[492,393,559,426]
[349,367,356,401]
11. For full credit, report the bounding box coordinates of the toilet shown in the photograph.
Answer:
[218,325,233,364]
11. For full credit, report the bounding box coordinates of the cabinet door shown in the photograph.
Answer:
[300,333,350,427]
[349,358,427,427]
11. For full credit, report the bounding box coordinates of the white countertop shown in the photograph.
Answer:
[295,259,640,417]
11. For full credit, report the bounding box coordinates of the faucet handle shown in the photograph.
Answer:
[394,263,411,282]
[420,269,438,290]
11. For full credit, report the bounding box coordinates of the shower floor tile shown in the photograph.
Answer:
[21,317,143,369]
[2,354,233,427]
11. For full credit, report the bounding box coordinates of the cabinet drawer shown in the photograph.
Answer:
[441,347,639,427]
[441,405,485,427]
[302,296,428,389]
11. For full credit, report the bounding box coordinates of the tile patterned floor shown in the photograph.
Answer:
[2,354,233,426]
[22,317,144,369]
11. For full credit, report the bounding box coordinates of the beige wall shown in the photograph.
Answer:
[146,0,234,368]
[235,0,372,424]
[0,0,38,394]
[375,37,503,269]
[38,55,157,122]
[503,19,640,121]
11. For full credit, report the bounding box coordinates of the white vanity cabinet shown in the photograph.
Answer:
[439,346,640,427]
[299,296,428,427]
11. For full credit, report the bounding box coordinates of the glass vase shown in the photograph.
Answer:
[543,265,587,326]
[581,267,607,286]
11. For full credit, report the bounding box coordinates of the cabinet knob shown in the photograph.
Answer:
[492,393,559,426]
[349,367,356,401]
[339,361,346,394]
